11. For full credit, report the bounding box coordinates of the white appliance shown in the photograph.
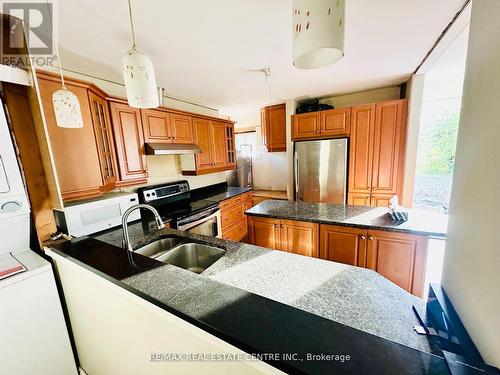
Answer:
[54,192,141,237]
[0,98,78,374]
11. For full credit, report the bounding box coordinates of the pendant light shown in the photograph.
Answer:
[121,0,159,108]
[52,45,84,128]
[292,0,345,69]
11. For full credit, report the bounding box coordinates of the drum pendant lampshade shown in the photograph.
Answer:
[121,0,159,108]
[121,46,159,108]
[52,87,84,128]
[293,0,345,69]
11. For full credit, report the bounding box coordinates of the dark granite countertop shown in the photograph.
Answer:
[191,183,251,203]
[46,223,449,374]
[246,200,448,238]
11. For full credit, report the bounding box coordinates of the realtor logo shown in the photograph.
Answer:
[2,1,54,55]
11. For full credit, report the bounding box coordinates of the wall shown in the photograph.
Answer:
[319,86,401,108]
[40,66,227,193]
[441,0,500,367]
[401,75,425,207]
[232,112,288,191]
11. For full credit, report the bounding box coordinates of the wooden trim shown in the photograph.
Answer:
[2,83,57,243]
[35,70,108,98]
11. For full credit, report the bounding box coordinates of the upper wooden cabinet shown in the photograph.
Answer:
[248,216,319,257]
[292,107,350,141]
[108,100,148,186]
[36,71,117,201]
[181,118,236,175]
[320,224,367,267]
[347,99,407,207]
[141,109,194,144]
[261,103,286,152]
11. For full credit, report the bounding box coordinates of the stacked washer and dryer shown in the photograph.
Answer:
[0,99,77,374]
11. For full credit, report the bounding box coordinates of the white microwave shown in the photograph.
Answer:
[54,193,140,237]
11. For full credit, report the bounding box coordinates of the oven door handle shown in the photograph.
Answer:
[177,206,220,227]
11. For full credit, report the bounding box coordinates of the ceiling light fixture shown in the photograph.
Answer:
[293,0,345,69]
[52,41,84,128]
[121,0,159,108]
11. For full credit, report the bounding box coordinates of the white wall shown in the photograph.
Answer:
[441,0,500,367]
[233,112,288,191]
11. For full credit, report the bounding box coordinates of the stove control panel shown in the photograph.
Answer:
[141,181,189,203]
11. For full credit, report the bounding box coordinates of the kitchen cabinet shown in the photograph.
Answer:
[141,109,194,144]
[181,118,236,175]
[347,99,407,207]
[221,192,252,242]
[366,229,428,297]
[108,100,148,186]
[36,71,117,201]
[320,224,367,267]
[261,103,286,152]
[248,216,319,257]
[292,107,350,141]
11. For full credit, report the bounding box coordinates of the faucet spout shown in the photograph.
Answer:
[122,204,164,252]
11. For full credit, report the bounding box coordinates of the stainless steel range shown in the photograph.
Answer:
[138,181,222,238]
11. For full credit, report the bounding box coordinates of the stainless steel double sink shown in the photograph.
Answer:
[134,236,226,274]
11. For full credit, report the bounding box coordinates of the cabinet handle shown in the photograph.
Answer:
[360,235,366,240]
[368,236,374,241]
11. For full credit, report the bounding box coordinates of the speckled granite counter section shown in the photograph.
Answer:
[246,200,448,237]
[95,224,436,354]
[190,183,251,203]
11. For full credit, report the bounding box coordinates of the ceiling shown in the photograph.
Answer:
[56,0,467,116]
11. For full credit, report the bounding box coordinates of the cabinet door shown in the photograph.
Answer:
[268,104,286,151]
[370,194,393,207]
[371,100,407,198]
[109,101,148,184]
[320,225,367,266]
[141,109,171,143]
[170,113,194,144]
[320,108,350,137]
[348,104,376,196]
[347,193,371,206]
[248,217,281,250]
[366,230,428,297]
[193,117,214,171]
[88,91,117,192]
[37,76,103,201]
[280,220,319,257]
[210,121,227,168]
[225,123,236,167]
[292,113,320,140]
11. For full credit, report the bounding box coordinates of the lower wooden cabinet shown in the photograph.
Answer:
[248,216,319,257]
[221,192,252,241]
[320,225,367,267]
[366,230,428,297]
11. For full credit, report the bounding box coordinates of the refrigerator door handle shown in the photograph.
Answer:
[294,151,299,199]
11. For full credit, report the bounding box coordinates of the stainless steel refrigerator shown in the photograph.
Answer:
[294,138,348,204]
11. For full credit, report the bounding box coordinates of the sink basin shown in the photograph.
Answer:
[134,237,226,273]
[155,243,226,274]
[134,237,183,259]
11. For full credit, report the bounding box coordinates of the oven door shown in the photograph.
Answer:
[177,207,222,238]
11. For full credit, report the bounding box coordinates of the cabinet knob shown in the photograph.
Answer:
[368,236,374,241]
[280,224,284,228]
[274,224,278,228]
[360,235,366,240]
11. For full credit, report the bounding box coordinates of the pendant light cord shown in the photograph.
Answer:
[46,0,65,89]
[127,0,137,48]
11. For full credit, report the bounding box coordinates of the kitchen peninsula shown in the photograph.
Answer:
[246,200,448,297]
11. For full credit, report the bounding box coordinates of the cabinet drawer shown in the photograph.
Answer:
[221,204,244,229]
[220,195,244,211]
[222,219,247,242]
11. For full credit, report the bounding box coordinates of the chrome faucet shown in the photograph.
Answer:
[122,204,165,252]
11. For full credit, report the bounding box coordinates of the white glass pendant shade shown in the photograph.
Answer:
[293,0,345,69]
[121,46,159,108]
[52,87,84,128]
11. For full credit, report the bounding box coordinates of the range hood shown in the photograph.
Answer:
[145,143,201,155]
